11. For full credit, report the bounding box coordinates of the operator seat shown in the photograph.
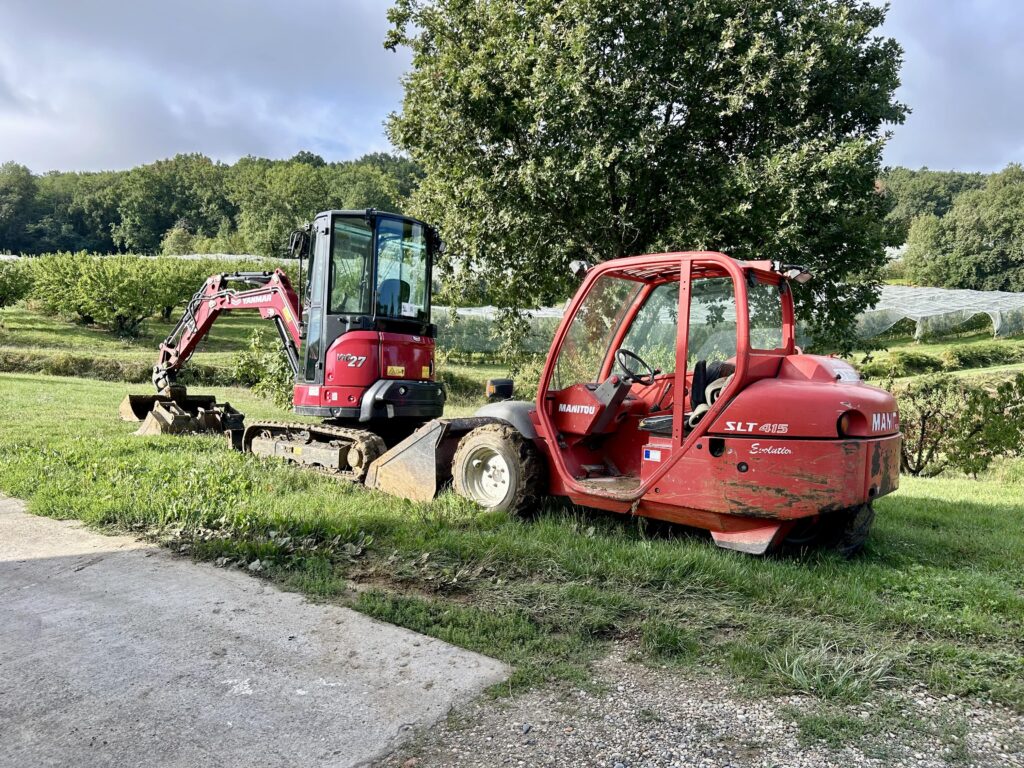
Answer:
[378,279,411,316]
[637,360,735,436]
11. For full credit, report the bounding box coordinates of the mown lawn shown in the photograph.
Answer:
[1,372,1022,751]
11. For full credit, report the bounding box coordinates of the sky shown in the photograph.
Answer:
[0,0,1020,174]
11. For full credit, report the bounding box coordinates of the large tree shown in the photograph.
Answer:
[0,162,38,253]
[386,0,906,350]
[880,167,986,243]
[904,164,1024,292]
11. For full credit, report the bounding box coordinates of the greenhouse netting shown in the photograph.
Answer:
[856,285,1024,339]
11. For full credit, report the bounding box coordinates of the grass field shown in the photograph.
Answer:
[0,306,503,404]
[1,371,1022,753]
[1,303,1023,753]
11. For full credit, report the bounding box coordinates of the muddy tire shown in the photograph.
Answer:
[452,423,544,515]
[781,504,875,557]
[823,503,876,558]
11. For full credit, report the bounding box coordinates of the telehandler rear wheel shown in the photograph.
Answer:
[781,503,875,558]
[452,423,543,515]
[828,503,876,558]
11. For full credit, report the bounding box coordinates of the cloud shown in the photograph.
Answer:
[1,0,1021,173]
[0,0,410,171]
[881,0,1024,171]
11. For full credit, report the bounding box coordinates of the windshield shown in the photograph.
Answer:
[549,275,642,389]
[375,217,430,321]
[329,216,373,314]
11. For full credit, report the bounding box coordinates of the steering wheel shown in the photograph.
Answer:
[615,348,658,386]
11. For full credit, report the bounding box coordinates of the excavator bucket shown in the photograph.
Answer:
[118,393,217,422]
[134,401,197,436]
[365,417,497,502]
[119,388,244,437]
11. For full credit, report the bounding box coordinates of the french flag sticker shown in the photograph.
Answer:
[643,448,661,462]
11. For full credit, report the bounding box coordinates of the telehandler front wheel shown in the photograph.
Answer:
[452,423,544,515]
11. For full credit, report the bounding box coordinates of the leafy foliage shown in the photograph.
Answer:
[904,165,1024,291]
[0,163,38,253]
[26,252,287,335]
[880,167,986,242]
[0,153,420,258]
[387,0,906,353]
[232,328,294,407]
[0,259,32,307]
[893,374,1024,477]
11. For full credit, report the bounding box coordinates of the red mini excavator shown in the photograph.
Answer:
[120,209,447,479]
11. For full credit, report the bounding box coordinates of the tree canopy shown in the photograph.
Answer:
[904,164,1024,292]
[880,167,986,243]
[0,153,421,258]
[386,0,906,350]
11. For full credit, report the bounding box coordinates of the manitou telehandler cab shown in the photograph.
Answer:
[367,252,902,555]
[121,209,447,479]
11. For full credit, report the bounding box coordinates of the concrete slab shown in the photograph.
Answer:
[0,497,508,768]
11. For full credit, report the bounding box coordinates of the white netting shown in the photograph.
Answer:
[857,285,1024,339]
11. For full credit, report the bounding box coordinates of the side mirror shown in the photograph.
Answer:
[485,378,514,403]
[287,226,310,260]
[569,260,591,279]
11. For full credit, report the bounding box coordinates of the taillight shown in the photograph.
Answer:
[837,412,852,437]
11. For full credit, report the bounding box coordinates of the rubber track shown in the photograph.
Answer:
[242,421,387,482]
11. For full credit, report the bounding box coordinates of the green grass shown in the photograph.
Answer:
[1,373,1022,726]
[0,305,507,403]
[0,305,259,382]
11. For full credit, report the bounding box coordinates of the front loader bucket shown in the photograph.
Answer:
[118,393,217,423]
[366,417,499,502]
[119,388,243,437]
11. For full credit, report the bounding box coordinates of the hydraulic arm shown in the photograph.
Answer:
[153,270,302,392]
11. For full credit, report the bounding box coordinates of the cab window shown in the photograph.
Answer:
[615,282,678,376]
[688,277,738,366]
[375,218,430,321]
[330,216,373,315]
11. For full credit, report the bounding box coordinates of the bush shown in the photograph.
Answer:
[435,367,483,403]
[28,252,93,322]
[232,328,293,407]
[940,342,1024,371]
[858,349,944,378]
[76,255,162,335]
[893,374,1024,476]
[26,251,294,335]
[0,259,33,307]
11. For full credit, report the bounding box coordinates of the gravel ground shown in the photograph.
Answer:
[382,647,1024,768]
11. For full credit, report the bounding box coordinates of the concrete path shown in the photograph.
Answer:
[0,497,508,768]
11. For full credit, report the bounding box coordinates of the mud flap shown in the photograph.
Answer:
[365,417,499,502]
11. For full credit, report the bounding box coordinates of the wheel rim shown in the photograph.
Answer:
[462,446,512,507]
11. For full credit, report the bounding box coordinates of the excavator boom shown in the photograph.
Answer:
[120,268,302,438]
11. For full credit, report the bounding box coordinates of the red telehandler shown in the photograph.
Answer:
[123,225,901,555]
[365,252,902,556]
[121,209,447,480]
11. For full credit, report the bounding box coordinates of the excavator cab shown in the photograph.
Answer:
[292,210,445,430]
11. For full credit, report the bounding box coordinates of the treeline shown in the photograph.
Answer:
[0,151,421,257]
[879,165,1024,292]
